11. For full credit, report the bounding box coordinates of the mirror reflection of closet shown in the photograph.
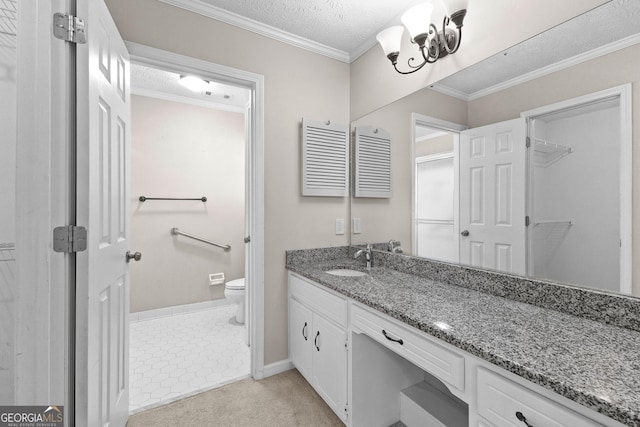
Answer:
[528,97,622,292]
[413,126,459,263]
[411,90,629,294]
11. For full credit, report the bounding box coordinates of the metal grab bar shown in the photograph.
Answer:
[140,196,207,202]
[171,228,231,252]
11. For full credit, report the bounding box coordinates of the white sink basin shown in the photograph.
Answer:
[325,269,367,277]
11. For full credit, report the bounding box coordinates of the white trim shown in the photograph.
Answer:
[465,33,640,101]
[428,83,471,102]
[520,84,633,294]
[131,87,246,113]
[410,114,466,257]
[262,359,294,378]
[157,0,350,63]
[415,152,455,164]
[415,130,448,143]
[125,42,266,380]
[130,298,234,322]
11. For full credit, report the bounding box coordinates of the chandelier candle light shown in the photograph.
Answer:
[376,0,468,74]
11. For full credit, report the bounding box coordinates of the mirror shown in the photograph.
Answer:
[350,0,640,297]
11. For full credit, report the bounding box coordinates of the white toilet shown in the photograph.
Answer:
[224,278,245,324]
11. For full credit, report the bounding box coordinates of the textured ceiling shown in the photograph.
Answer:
[131,64,250,109]
[196,0,419,53]
[437,0,640,97]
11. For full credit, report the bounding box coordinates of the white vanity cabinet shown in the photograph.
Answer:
[475,368,603,427]
[288,273,348,423]
[287,271,628,427]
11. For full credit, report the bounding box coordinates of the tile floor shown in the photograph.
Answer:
[129,304,250,413]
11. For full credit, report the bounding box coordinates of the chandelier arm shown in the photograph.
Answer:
[393,59,428,74]
[421,23,440,63]
[407,56,427,69]
[442,16,463,54]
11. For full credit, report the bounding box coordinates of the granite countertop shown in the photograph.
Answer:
[286,257,640,426]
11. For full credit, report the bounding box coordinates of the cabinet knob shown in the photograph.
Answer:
[460,230,470,237]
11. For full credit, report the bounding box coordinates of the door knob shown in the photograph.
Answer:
[126,251,142,262]
[460,230,470,237]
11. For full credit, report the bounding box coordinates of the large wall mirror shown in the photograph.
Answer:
[350,0,640,297]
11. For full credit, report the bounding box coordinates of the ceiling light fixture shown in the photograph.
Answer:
[178,75,210,92]
[376,0,468,74]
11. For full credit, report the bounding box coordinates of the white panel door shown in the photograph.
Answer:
[76,1,131,426]
[459,118,526,274]
[312,315,347,422]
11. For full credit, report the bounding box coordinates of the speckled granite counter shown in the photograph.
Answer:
[286,247,640,426]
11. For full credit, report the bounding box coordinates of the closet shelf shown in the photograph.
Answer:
[533,220,573,227]
[532,138,573,167]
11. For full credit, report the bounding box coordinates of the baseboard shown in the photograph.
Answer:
[130,298,233,322]
[262,359,294,378]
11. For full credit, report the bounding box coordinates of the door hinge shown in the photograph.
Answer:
[525,216,530,227]
[53,13,87,44]
[344,337,349,351]
[53,225,88,253]
[344,403,349,418]
[526,136,531,148]
[244,236,251,243]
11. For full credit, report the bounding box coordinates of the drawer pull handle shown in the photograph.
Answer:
[302,322,308,341]
[515,411,534,427]
[315,331,320,351]
[382,329,404,345]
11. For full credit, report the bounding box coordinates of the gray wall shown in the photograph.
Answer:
[130,95,245,312]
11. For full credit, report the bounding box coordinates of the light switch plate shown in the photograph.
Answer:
[352,218,361,234]
[335,218,345,235]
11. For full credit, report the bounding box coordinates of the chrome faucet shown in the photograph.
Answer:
[354,244,373,270]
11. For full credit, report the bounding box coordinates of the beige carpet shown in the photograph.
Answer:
[126,369,343,427]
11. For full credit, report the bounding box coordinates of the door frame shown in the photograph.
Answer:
[125,42,266,379]
[520,84,632,294]
[410,113,466,259]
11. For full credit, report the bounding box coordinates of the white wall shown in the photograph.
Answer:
[531,104,620,291]
[106,0,350,365]
[130,95,245,312]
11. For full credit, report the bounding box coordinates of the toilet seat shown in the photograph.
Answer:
[225,278,245,290]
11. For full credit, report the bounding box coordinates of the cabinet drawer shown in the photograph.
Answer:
[289,273,348,328]
[476,367,601,427]
[351,304,465,391]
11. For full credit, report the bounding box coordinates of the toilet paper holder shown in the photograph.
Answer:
[209,272,225,286]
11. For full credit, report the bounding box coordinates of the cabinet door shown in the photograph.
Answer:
[290,298,313,382]
[312,314,348,422]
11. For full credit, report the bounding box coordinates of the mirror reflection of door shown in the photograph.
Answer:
[413,126,459,263]
[459,118,527,275]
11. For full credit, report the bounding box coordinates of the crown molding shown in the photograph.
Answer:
[465,32,640,101]
[132,87,246,113]
[157,0,351,63]
[428,83,470,101]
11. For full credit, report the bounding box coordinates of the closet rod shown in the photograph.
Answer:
[139,196,207,202]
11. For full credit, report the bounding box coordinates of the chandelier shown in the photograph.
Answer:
[376,0,468,74]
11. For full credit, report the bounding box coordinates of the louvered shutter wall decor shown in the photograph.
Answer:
[301,118,349,197]
[354,126,392,198]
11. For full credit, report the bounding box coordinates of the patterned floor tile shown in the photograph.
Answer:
[129,305,250,413]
